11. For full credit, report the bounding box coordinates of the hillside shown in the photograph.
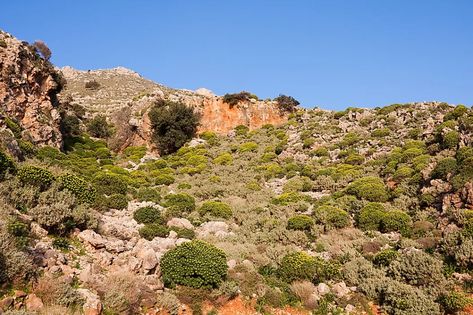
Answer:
[2,29,473,315]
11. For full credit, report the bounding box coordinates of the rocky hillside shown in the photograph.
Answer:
[2,29,473,315]
[59,66,288,150]
[0,30,63,151]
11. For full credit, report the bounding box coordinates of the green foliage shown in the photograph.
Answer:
[163,193,196,217]
[149,100,200,155]
[169,226,195,239]
[274,94,300,112]
[134,187,161,203]
[93,173,128,195]
[60,114,81,137]
[234,125,250,136]
[238,142,258,153]
[133,206,162,224]
[287,215,314,231]
[311,147,329,157]
[213,152,233,165]
[278,251,338,283]
[161,240,227,288]
[139,223,169,240]
[381,210,412,235]
[373,249,398,266]
[357,202,386,231]
[271,192,304,205]
[371,128,390,138]
[4,116,22,138]
[58,173,96,203]
[154,173,175,185]
[106,194,129,210]
[87,115,112,138]
[431,157,457,179]
[314,205,350,229]
[223,91,258,108]
[439,291,473,313]
[346,176,389,202]
[340,132,361,147]
[0,150,15,179]
[198,201,232,219]
[17,166,54,190]
[442,130,460,149]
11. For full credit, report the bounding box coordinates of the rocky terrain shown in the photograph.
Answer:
[2,29,473,315]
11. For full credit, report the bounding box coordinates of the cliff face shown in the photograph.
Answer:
[0,31,63,148]
[59,67,288,150]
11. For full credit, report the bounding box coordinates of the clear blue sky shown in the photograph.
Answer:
[1,1,472,110]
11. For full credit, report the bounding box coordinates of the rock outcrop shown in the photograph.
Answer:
[0,30,63,148]
[59,66,288,150]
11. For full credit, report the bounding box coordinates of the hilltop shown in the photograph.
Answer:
[1,29,473,315]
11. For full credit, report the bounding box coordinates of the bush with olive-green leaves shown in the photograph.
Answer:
[287,215,314,231]
[314,205,350,229]
[139,223,169,240]
[58,173,96,203]
[198,201,232,219]
[93,173,128,195]
[0,150,15,179]
[161,240,227,288]
[17,166,54,190]
[133,206,162,224]
[346,176,389,202]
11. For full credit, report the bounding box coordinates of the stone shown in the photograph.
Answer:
[14,290,27,298]
[25,294,43,311]
[30,222,48,238]
[317,283,330,296]
[78,230,106,248]
[332,282,351,298]
[77,289,102,315]
[167,218,194,230]
[0,296,14,310]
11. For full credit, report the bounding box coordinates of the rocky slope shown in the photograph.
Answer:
[59,66,288,150]
[0,30,63,149]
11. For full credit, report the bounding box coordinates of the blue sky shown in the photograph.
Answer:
[1,1,472,110]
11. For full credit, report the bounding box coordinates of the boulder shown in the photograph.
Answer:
[78,230,106,248]
[77,289,102,315]
[25,294,44,311]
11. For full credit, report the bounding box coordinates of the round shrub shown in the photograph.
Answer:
[106,194,128,210]
[287,215,314,231]
[198,201,232,219]
[161,240,227,288]
[439,291,473,314]
[139,223,169,240]
[134,187,160,203]
[278,251,318,282]
[148,100,200,155]
[380,210,412,235]
[133,206,162,224]
[169,226,195,239]
[154,174,175,185]
[93,173,127,195]
[357,202,386,231]
[213,152,233,165]
[0,150,15,179]
[346,177,389,202]
[431,158,457,179]
[442,130,460,149]
[58,173,96,204]
[315,205,350,229]
[238,142,258,153]
[272,192,303,205]
[373,249,398,266]
[17,166,54,190]
[163,193,196,217]
[87,115,112,138]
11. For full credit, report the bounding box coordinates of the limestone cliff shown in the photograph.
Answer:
[59,67,288,150]
[0,31,63,148]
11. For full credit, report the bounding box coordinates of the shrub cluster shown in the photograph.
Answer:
[87,115,113,138]
[93,173,128,195]
[58,173,96,203]
[223,91,258,108]
[17,166,55,190]
[346,176,389,202]
[163,193,196,217]
[274,94,300,112]
[0,150,15,179]
[198,201,233,219]
[314,205,350,229]
[357,203,412,235]
[133,206,162,224]
[287,215,314,231]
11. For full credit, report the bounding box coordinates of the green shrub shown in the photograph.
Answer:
[238,142,258,153]
[311,147,329,157]
[373,249,398,266]
[278,251,336,283]
[198,201,232,219]
[393,166,414,180]
[155,173,175,185]
[274,94,300,112]
[106,194,128,210]
[134,187,160,202]
[58,173,96,203]
[7,220,29,238]
[346,177,389,202]
[169,226,195,239]
[340,132,360,147]
[381,210,412,235]
[60,115,81,137]
[163,193,196,216]
[87,115,113,138]
[223,91,258,108]
[0,150,15,179]
[315,205,350,229]
[442,130,460,149]
[214,152,233,165]
[287,215,314,231]
[148,100,200,155]
[303,138,315,149]
[357,202,386,231]
[439,291,473,313]
[271,192,303,205]
[133,206,162,224]
[17,166,54,190]
[161,240,227,288]
[431,158,457,179]
[234,125,250,136]
[93,173,127,195]
[345,153,364,165]
[371,128,390,138]
[139,223,169,240]
[5,116,22,138]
